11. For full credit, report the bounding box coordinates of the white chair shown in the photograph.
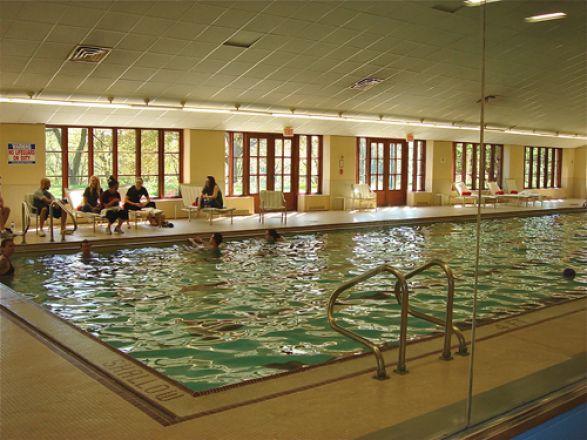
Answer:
[23,194,41,234]
[350,184,377,210]
[505,179,544,205]
[259,190,287,224]
[176,184,202,221]
[64,188,101,232]
[453,182,477,206]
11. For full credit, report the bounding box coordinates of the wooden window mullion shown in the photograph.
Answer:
[62,127,68,192]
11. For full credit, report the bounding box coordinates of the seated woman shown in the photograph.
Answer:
[123,177,165,226]
[100,177,128,234]
[81,175,103,213]
[199,176,223,209]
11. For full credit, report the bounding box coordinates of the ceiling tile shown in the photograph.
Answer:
[84,29,126,48]
[150,38,191,55]
[133,17,176,36]
[96,12,141,33]
[163,22,207,41]
[0,39,40,57]
[135,53,174,69]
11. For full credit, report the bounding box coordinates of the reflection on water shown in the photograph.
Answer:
[8,213,587,392]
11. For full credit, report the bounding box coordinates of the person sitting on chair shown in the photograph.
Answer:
[199,176,223,209]
[81,175,103,213]
[100,177,128,234]
[123,177,164,226]
[0,176,11,233]
[33,177,70,237]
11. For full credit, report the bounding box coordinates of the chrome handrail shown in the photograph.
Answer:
[20,201,31,244]
[394,259,468,359]
[327,264,410,380]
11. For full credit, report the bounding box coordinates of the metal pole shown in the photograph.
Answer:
[20,202,27,244]
[466,0,487,426]
[49,203,54,242]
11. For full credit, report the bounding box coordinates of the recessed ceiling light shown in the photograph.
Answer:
[350,77,383,91]
[464,0,500,6]
[223,31,263,49]
[525,12,567,23]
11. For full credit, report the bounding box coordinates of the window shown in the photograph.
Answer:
[298,135,322,194]
[224,132,322,196]
[45,127,63,199]
[45,126,183,198]
[452,142,503,190]
[357,137,425,191]
[524,146,562,189]
[408,140,426,191]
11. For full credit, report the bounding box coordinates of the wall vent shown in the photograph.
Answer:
[350,77,383,91]
[68,45,111,63]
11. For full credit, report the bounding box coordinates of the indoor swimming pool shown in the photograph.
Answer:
[8,213,587,393]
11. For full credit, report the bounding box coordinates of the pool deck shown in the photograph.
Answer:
[1,201,586,439]
[11,198,587,251]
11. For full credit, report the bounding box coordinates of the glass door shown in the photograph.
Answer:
[367,138,408,206]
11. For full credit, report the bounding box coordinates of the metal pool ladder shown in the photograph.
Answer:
[327,259,468,380]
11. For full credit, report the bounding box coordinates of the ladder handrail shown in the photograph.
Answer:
[327,264,410,380]
[393,259,468,359]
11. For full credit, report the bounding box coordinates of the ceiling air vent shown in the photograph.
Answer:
[68,45,111,63]
[350,77,383,91]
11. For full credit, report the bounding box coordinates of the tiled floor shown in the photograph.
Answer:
[14,198,587,250]
[1,201,586,439]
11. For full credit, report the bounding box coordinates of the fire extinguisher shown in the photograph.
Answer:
[339,155,344,175]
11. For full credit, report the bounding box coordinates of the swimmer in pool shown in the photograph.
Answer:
[188,232,223,250]
[80,239,92,259]
[0,237,15,277]
[264,229,286,244]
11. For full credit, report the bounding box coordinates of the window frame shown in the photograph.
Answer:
[224,131,323,196]
[524,146,562,189]
[452,142,503,190]
[45,125,183,198]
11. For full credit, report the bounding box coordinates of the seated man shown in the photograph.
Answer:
[33,177,70,237]
[124,177,164,226]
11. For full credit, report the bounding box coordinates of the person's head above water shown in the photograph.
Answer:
[563,268,576,280]
[80,239,91,257]
[210,232,223,248]
[264,229,282,243]
[1,237,15,257]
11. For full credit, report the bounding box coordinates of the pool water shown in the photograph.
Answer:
[7,213,587,392]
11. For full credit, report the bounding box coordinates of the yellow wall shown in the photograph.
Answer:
[0,123,46,227]
[184,129,225,187]
[428,140,453,196]
[325,135,356,207]
[571,145,586,199]
[503,144,525,190]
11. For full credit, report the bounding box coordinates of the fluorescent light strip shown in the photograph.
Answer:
[525,12,567,23]
[0,97,133,109]
[464,0,501,7]
[2,97,586,140]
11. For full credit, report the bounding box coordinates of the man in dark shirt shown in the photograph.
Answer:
[124,177,164,226]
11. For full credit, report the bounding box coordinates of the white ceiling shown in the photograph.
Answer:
[0,0,586,147]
